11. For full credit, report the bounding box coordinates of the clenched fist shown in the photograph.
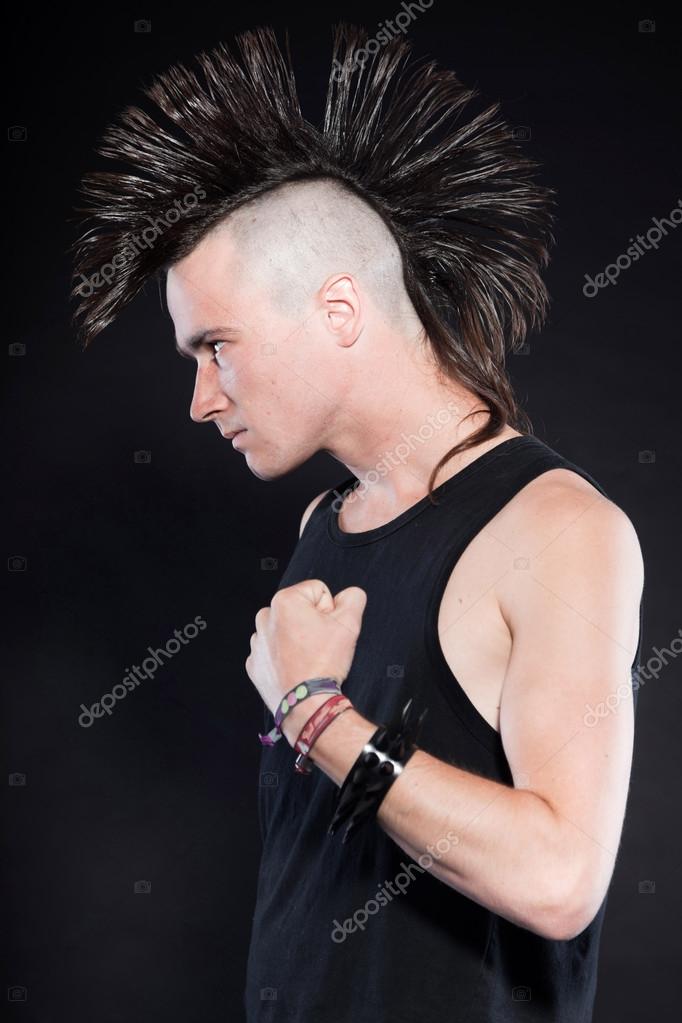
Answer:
[245,579,367,717]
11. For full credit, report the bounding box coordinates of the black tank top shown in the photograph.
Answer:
[245,434,643,1023]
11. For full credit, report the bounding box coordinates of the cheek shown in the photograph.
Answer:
[222,357,258,395]
[234,365,283,423]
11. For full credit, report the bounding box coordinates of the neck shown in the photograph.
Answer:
[325,336,518,515]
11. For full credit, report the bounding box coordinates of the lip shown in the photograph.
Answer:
[231,429,247,448]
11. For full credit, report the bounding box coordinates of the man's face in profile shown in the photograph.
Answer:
[166,222,346,481]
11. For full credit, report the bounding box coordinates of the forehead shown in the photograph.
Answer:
[166,224,241,327]
[166,224,277,353]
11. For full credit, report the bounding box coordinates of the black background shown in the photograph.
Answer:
[4,3,680,1021]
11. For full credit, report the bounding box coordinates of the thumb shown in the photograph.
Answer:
[291,578,335,613]
[332,586,367,630]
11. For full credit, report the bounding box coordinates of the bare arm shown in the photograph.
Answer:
[284,486,643,941]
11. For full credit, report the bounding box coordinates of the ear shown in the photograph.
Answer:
[321,274,363,347]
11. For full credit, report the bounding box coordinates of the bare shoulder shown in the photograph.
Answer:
[299,489,332,539]
[494,466,644,616]
[509,466,641,550]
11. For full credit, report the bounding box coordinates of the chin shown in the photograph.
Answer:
[247,464,279,482]
[242,453,285,482]
[244,448,308,481]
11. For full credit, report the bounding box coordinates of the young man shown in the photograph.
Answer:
[71,26,644,1023]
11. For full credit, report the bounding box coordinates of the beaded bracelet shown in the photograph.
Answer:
[258,677,342,746]
[328,697,428,844]
[293,694,353,775]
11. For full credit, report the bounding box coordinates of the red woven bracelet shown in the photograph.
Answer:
[293,694,352,774]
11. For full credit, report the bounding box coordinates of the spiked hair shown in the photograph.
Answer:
[70,24,556,497]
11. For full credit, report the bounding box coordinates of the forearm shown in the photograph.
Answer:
[284,702,572,938]
[376,746,568,938]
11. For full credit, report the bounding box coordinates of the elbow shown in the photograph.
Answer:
[535,867,605,942]
[541,907,595,943]
[525,805,608,941]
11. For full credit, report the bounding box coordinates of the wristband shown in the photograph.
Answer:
[328,697,428,844]
[258,677,342,746]
[293,694,353,775]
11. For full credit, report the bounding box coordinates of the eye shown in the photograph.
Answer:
[212,340,227,362]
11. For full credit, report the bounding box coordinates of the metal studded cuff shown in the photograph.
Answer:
[327,697,428,845]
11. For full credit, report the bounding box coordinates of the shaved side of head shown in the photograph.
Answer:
[218,178,421,334]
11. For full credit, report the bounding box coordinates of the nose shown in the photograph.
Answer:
[189,364,230,425]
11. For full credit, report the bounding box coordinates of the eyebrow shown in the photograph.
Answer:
[174,326,241,359]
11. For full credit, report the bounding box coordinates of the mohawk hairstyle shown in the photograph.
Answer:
[70,23,556,498]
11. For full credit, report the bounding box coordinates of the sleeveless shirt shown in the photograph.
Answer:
[244,434,643,1023]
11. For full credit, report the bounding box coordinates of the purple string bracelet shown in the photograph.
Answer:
[259,677,342,746]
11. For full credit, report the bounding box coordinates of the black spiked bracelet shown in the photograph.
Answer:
[328,697,428,845]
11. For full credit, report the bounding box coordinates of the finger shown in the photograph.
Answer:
[332,586,367,628]
[254,607,269,629]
